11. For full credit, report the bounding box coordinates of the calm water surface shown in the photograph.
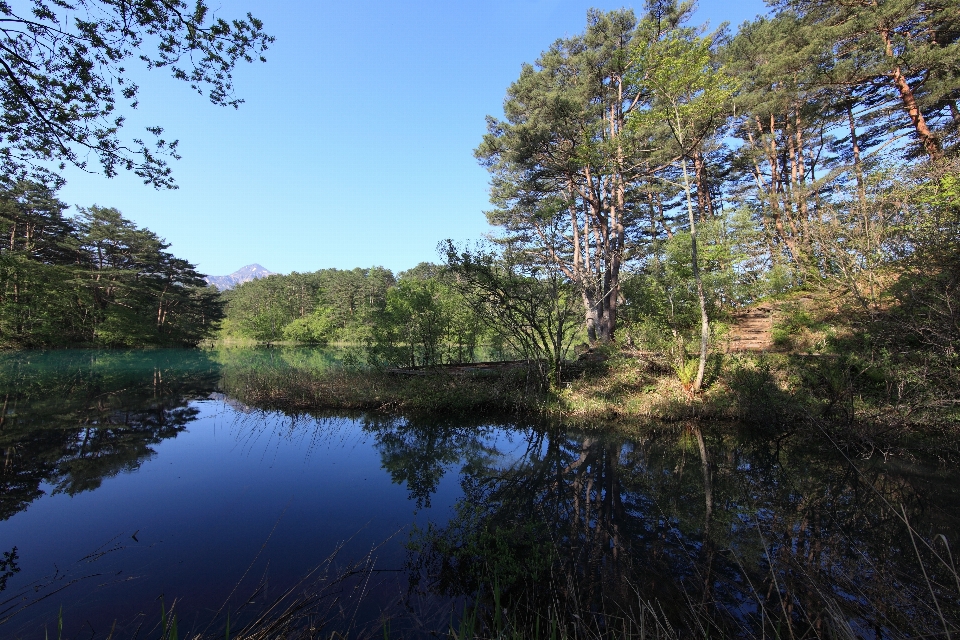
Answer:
[1,349,959,638]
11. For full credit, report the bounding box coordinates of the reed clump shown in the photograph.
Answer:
[220,362,545,418]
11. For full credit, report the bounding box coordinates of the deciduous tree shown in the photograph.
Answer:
[630,32,737,391]
[0,0,273,186]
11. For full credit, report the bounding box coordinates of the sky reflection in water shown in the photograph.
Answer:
[1,349,959,638]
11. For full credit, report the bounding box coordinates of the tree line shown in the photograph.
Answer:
[0,180,222,348]
[6,0,956,397]
[219,255,588,382]
[223,0,960,389]
[219,263,489,368]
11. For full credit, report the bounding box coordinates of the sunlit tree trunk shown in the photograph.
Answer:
[680,154,710,393]
[693,150,715,221]
[881,29,942,160]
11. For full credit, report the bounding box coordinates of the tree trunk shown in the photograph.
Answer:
[656,192,673,238]
[681,156,710,393]
[606,162,625,344]
[882,29,942,160]
[779,118,803,252]
[693,150,715,221]
[892,66,941,159]
[846,102,866,207]
[794,110,809,240]
[758,116,800,263]
[583,289,599,344]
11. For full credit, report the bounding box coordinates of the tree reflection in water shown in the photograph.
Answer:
[0,350,220,522]
[383,419,960,638]
[3,350,958,638]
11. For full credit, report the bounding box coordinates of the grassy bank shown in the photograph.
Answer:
[218,349,958,458]
[216,285,959,460]
[219,357,545,417]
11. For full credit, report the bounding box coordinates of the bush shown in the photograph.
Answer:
[282,310,335,344]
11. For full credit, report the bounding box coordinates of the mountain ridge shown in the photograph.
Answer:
[205,264,274,290]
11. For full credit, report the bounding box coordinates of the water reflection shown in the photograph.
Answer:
[0,348,958,638]
[365,415,510,509]
[0,350,220,521]
[405,423,960,638]
[211,344,347,374]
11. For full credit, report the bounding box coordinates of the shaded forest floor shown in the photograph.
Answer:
[562,286,959,457]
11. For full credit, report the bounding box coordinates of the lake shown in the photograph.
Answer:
[1,348,958,639]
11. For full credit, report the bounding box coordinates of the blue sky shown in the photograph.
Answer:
[56,0,769,277]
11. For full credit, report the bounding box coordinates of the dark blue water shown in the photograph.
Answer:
[3,403,464,636]
[1,349,959,639]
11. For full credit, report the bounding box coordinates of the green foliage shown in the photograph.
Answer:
[0,183,221,348]
[370,278,452,368]
[444,242,582,388]
[281,309,335,345]
[674,358,699,385]
[629,30,738,153]
[366,266,487,368]
[774,305,830,348]
[620,209,777,349]
[763,263,796,299]
[218,263,493,369]
[778,0,959,159]
[771,326,792,349]
[77,205,223,347]
[220,267,395,344]
[475,8,655,344]
[0,1,272,187]
[221,275,302,342]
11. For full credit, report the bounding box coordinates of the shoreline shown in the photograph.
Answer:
[216,347,959,460]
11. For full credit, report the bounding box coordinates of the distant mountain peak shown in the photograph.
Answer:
[205,264,275,290]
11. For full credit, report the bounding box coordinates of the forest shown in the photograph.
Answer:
[0,180,222,348]
[463,0,959,394]
[2,0,958,415]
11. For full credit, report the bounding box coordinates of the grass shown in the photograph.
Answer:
[36,538,960,639]
[209,275,959,442]
[217,333,958,460]
[220,361,547,418]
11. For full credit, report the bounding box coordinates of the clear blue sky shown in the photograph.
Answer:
[56,0,768,278]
